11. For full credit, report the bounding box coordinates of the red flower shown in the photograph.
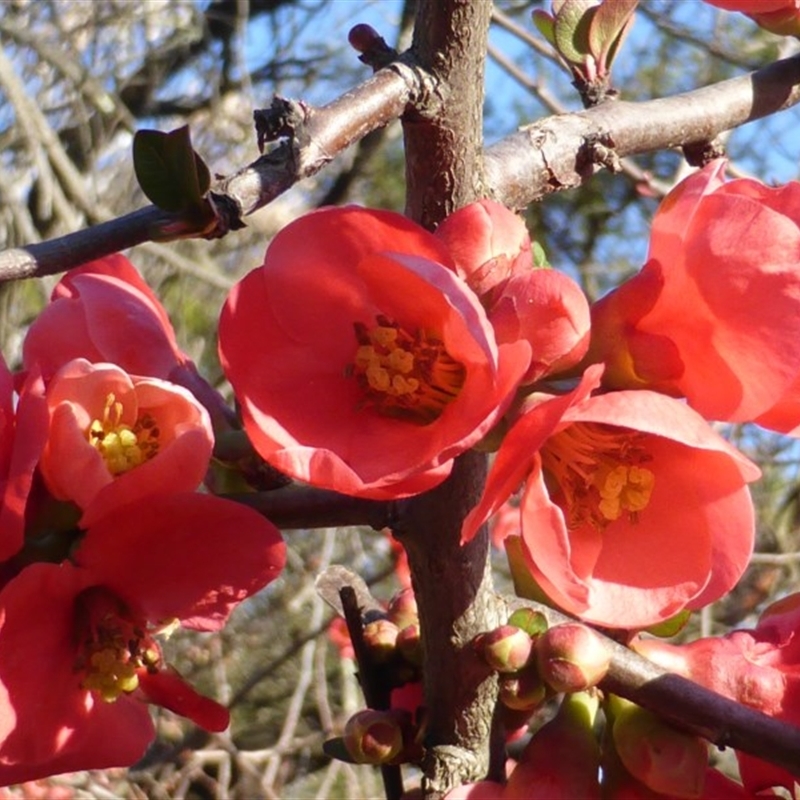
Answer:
[634,592,800,795]
[489,269,590,385]
[0,359,48,563]
[703,0,800,36]
[21,256,233,432]
[219,206,530,499]
[23,255,187,383]
[463,366,759,628]
[589,160,800,431]
[0,492,285,785]
[38,359,213,527]
[435,200,591,384]
[433,199,532,297]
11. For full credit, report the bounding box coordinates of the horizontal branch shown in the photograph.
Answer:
[1,53,799,283]
[511,599,800,780]
[486,52,800,207]
[221,485,394,531]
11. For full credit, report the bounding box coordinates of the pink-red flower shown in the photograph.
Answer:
[23,255,188,383]
[463,365,760,628]
[0,358,48,563]
[703,0,800,36]
[218,205,530,499]
[0,492,285,785]
[634,592,800,796]
[435,199,591,384]
[589,160,800,432]
[38,359,213,527]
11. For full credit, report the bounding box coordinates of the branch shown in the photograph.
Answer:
[507,598,800,779]
[2,51,799,283]
[0,58,434,282]
[221,485,393,531]
[486,53,800,208]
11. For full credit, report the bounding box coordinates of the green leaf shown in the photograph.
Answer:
[133,126,211,214]
[590,0,638,66]
[532,9,557,48]
[532,240,551,268]
[554,0,597,64]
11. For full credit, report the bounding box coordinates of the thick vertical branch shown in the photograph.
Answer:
[403,0,492,228]
[398,3,499,796]
[393,452,502,797]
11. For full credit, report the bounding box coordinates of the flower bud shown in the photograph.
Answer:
[343,709,404,764]
[397,623,423,667]
[475,625,534,673]
[387,587,418,630]
[536,623,611,693]
[612,698,707,799]
[498,664,547,711]
[362,618,400,663]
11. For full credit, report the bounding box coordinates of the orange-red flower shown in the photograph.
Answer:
[435,199,591,384]
[0,492,285,785]
[635,592,800,796]
[219,206,530,499]
[589,160,800,431]
[23,255,188,382]
[463,366,759,628]
[0,358,48,563]
[38,359,213,527]
[703,0,800,36]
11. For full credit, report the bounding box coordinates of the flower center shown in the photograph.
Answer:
[75,588,161,703]
[541,422,655,531]
[87,393,160,475]
[349,315,466,425]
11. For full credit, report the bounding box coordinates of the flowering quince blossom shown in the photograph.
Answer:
[0,357,48,563]
[588,160,800,432]
[634,592,800,795]
[703,0,800,36]
[0,492,285,785]
[218,205,531,499]
[37,358,213,527]
[435,199,591,384]
[22,254,232,430]
[462,365,760,628]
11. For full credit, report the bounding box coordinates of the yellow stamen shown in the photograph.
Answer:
[87,393,160,475]
[75,588,163,703]
[541,422,656,531]
[349,315,466,425]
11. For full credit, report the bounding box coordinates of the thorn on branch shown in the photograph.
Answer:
[253,97,313,154]
[682,138,726,168]
[348,24,399,71]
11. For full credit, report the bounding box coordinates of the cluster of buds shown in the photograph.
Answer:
[360,587,422,686]
[474,612,612,715]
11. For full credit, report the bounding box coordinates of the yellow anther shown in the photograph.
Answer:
[350,316,466,424]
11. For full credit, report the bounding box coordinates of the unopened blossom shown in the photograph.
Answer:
[38,359,213,527]
[433,199,533,298]
[435,199,591,384]
[463,365,759,628]
[634,592,800,795]
[219,205,530,499]
[589,160,800,432]
[0,492,285,785]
